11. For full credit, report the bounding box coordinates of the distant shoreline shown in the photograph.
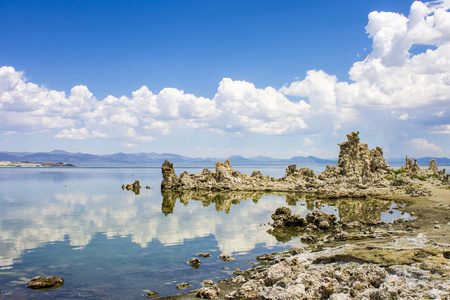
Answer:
[0,161,76,167]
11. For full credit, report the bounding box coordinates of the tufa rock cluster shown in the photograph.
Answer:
[161,132,445,198]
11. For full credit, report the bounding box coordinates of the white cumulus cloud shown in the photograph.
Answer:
[0,1,449,157]
[409,138,443,156]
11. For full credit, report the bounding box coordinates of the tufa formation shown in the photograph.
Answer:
[161,132,445,198]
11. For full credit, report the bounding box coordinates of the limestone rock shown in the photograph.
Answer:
[270,207,306,228]
[429,159,438,174]
[319,131,392,182]
[201,280,216,287]
[219,253,235,262]
[160,132,443,198]
[177,283,191,290]
[305,211,337,228]
[161,160,180,189]
[27,276,64,289]
[231,275,246,283]
[188,257,201,269]
[146,291,160,298]
[122,180,141,195]
[196,285,220,299]
[226,243,450,300]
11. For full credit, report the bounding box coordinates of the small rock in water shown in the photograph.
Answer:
[301,234,319,243]
[146,291,160,298]
[219,253,235,261]
[27,276,64,289]
[122,180,142,194]
[201,280,216,286]
[188,257,201,269]
[198,252,211,258]
[177,283,191,290]
[443,251,450,259]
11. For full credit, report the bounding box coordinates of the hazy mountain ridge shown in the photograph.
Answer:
[0,150,448,167]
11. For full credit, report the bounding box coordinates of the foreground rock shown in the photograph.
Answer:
[27,276,64,290]
[161,132,446,198]
[225,244,450,300]
[196,285,220,299]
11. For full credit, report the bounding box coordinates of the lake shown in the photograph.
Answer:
[0,166,413,299]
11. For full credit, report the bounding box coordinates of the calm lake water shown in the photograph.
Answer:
[0,166,412,299]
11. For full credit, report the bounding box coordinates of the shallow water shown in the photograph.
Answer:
[0,167,413,299]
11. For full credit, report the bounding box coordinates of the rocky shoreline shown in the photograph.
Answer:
[156,132,449,299]
[158,181,450,299]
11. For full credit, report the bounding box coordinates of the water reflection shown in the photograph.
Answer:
[1,190,304,269]
[267,198,397,243]
[1,183,409,271]
[161,190,317,215]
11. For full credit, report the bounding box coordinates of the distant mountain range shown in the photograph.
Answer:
[0,150,449,167]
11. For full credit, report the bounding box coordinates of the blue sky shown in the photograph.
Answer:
[1,0,449,159]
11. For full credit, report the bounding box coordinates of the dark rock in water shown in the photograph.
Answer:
[272,207,292,217]
[444,251,450,259]
[146,291,160,298]
[270,208,336,231]
[219,253,235,262]
[201,280,216,286]
[198,252,211,258]
[271,206,307,228]
[177,283,191,290]
[196,285,220,299]
[301,234,319,243]
[305,211,337,227]
[188,257,201,269]
[122,180,141,195]
[27,276,64,289]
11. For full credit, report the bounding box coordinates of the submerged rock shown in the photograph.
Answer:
[198,252,211,258]
[305,211,337,228]
[122,180,141,195]
[301,234,319,243]
[219,253,235,262]
[269,207,336,230]
[188,257,201,269]
[201,280,216,287]
[146,291,160,298]
[27,276,64,290]
[176,283,191,290]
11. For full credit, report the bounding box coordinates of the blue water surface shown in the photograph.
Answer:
[0,166,412,299]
